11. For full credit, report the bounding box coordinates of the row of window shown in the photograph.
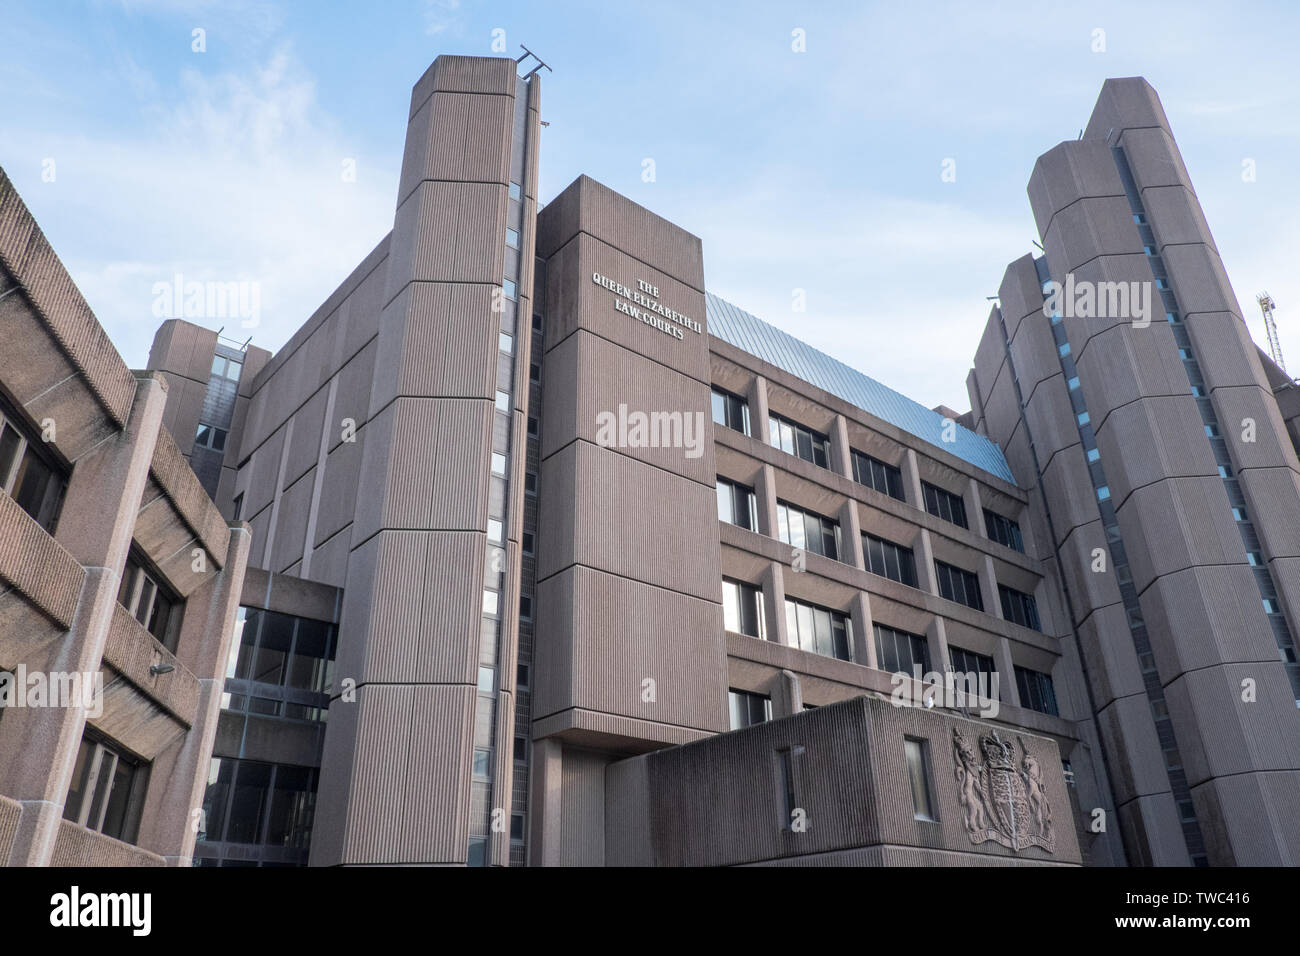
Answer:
[711,387,1024,553]
[0,403,67,533]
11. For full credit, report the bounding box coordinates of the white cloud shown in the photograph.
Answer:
[423,0,461,36]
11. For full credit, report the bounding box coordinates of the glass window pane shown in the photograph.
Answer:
[716,481,731,523]
[265,766,314,848]
[722,581,740,633]
[100,757,137,840]
[286,619,331,692]
[0,424,21,489]
[796,603,815,653]
[62,738,96,824]
[11,450,54,521]
[251,612,293,686]
[711,391,726,427]
[227,762,272,843]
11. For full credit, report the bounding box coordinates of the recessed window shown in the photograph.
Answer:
[473,748,491,779]
[949,646,1000,700]
[1086,448,1100,463]
[716,477,758,531]
[904,738,936,822]
[721,578,765,639]
[1014,665,1058,715]
[768,413,829,469]
[530,363,540,383]
[1076,411,1090,426]
[1156,278,1170,291]
[495,390,510,412]
[527,417,538,436]
[777,500,842,561]
[520,595,533,620]
[922,482,968,529]
[1096,485,1111,501]
[863,532,918,587]
[506,228,519,248]
[983,510,1024,553]
[524,472,537,495]
[711,387,751,437]
[118,549,180,651]
[487,518,503,544]
[1058,342,1071,356]
[491,452,507,476]
[514,736,528,763]
[503,279,517,300]
[210,354,242,382]
[935,560,983,611]
[999,585,1041,631]
[510,812,526,843]
[63,732,148,844]
[522,532,534,554]
[532,313,543,333]
[483,590,499,616]
[783,597,852,661]
[1067,376,1080,391]
[851,450,905,501]
[194,423,229,452]
[728,689,771,730]
[516,662,530,689]
[499,331,514,355]
[477,666,494,694]
[0,410,67,534]
[1133,213,1146,225]
[874,623,930,675]
[508,182,521,201]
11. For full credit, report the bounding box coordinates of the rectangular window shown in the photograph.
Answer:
[863,533,918,587]
[778,746,803,831]
[503,279,517,300]
[118,549,180,651]
[0,408,67,534]
[776,500,841,561]
[983,509,1024,553]
[508,181,521,201]
[999,584,1041,631]
[922,481,968,529]
[904,738,936,822]
[783,597,852,661]
[716,477,758,531]
[63,732,149,844]
[850,450,905,501]
[722,578,766,640]
[767,413,830,469]
[935,560,983,611]
[728,689,771,730]
[1015,666,1059,716]
[194,423,229,452]
[506,227,519,248]
[948,645,999,700]
[710,387,751,436]
[873,623,930,675]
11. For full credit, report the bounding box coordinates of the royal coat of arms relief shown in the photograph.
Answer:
[952,727,1055,853]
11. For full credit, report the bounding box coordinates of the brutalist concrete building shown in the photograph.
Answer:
[1,54,1297,868]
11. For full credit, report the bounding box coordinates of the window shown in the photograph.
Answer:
[514,736,528,763]
[498,331,514,355]
[503,279,517,300]
[722,578,766,639]
[851,450,905,501]
[1015,666,1059,716]
[529,363,540,383]
[776,500,841,560]
[506,227,519,248]
[224,608,337,722]
[921,481,968,528]
[473,749,491,779]
[511,812,526,843]
[63,732,148,844]
[232,492,244,521]
[524,472,538,495]
[522,532,534,554]
[904,738,936,822]
[710,387,751,436]
[783,597,852,661]
[948,646,999,700]
[118,549,180,650]
[194,423,229,452]
[716,477,758,531]
[935,560,983,611]
[767,413,830,469]
[519,595,532,620]
[527,416,538,436]
[516,662,530,688]
[508,181,521,201]
[778,746,803,831]
[532,313,543,333]
[210,355,243,382]
[728,689,771,730]
[863,533,918,587]
[495,390,510,412]
[874,623,930,675]
[999,584,1041,631]
[983,509,1024,553]
[491,452,507,476]
[0,410,68,533]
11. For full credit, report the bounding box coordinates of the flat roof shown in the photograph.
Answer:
[706,293,1016,484]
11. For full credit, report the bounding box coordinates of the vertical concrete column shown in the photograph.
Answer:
[136,523,251,865]
[829,414,852,480]
[926,616,951,677]
[902,447,924,510]
[5,374,166,865]
[763,561,789,647]
[755,463,779,540]
[964,477,985,538]
[994,637,1022,708]
[915,528,938,595]
[527,737,563,867]
[748,375,770,444]
[979,554,1002,619]
[839,499,864,570]
[770,670,801,718]
[850,590,876,668]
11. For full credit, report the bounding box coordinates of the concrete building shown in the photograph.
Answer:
[2,55,1297,868]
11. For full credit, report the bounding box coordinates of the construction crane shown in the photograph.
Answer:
[1258,292,1287,374]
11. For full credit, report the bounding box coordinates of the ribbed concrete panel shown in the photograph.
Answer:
[399,684,477,863]
[1039,445,1102,543]
[1095,694,1173,807]
[1161,243,1244,319]
[559,747,610,866]
[1023,374,1079,462]
[370,283,497,412]
[1142,184,1217,255]
[1007,313,1059,396]
[314,434,365,548]
[1084,77,1173,142]
[1027,139,1126,238]
[536,175,706,293]
[1210,385,1300,472]
[1142,565,1280,678]
[1042,194,1144,274]
[306,525,349,589]
[1093,396,1218,506]
[1237,466,1300,559]
[240,424,285,520]
[49,821,165,866]
[385,182,507,301]
[971,310,1007,401]
[398,91,467,203]
[1076,603,1146,709]
[429,400,493,529]
[269,469,312,573]
[540,330,715,487]
[148,424,231,560]
[102,604,199,725]
[1058,519,1123,619]
[363,531,482,685]
[1117,126,1195,194]
[327,338,378,454]
[533,566,727,735]
[1051,254,1157,355]
[1184,312,1272,393]
[0,491,82,629]
[537,441,720,601]
[284,387,328,488]
[1115,792,1190,867]
[1192,771,1300,866]
[1072,322,1189,423]
[1114,476,1246,594]
[1164,664,1300,788]
[408,55,516,117]
[980,362,1021,452]
[0,170,136,426]
[310,685,361,866]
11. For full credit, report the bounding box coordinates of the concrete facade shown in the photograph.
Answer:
[6,58,1300,868]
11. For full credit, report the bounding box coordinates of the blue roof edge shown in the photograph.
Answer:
[705,293,1016,485]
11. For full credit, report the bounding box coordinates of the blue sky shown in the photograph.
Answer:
[3,0,1298,410]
